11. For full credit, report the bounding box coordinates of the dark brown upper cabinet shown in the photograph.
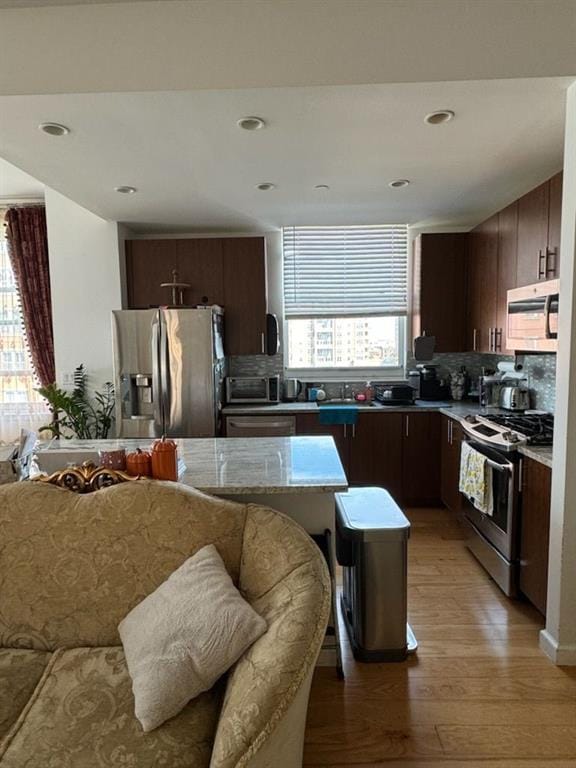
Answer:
[125,238,224,309]
[222,238,267,356]
[517,180,550,286]
[547,171,563,278]
[463,171,563,353]
[412,233,468,352]
[124,236,267,356]
[466,215,499,353]
[516,172,563,286]
[496,201,519,355]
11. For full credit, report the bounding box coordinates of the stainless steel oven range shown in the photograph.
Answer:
[460,413,553,596]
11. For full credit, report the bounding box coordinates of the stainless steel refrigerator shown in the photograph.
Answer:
[111,307,225,438]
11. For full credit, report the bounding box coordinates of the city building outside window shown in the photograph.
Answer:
[283,225,408,376]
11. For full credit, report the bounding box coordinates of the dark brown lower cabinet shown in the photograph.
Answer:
[296,410,440,506]
[348,413,403,503]
[295,414,350,476]
[520,458,552,616]
[441,415,464,515]
[401,411,441,506]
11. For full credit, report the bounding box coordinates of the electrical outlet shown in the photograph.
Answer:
[61,371,75,387]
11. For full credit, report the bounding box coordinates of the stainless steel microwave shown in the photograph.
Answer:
[225,376,280,404]
[507,279,559,352]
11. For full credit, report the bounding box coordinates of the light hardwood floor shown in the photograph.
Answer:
[304,507,576,767]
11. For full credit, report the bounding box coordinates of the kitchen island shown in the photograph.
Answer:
[33,435,346,669]
[33,435,348,535]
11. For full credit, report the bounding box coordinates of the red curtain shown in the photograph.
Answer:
[5,206,55,387]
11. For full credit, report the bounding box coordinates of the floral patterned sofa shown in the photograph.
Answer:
[0,480,331,768]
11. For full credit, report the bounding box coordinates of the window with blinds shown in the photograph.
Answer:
[283,225,408,371]
[283,224,408,318]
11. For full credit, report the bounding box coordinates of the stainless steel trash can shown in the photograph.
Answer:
[336,487,417,662]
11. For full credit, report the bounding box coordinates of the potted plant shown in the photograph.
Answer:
[37,365,115,439]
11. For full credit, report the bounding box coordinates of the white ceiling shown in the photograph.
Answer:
[0,78,570,232]
[0,158,44,202]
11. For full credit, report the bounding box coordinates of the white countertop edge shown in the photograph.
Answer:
[192,483,349,495]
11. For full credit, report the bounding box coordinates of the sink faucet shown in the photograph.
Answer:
[340,383,351,400]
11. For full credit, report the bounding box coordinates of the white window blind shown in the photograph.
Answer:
[283,224,408,318]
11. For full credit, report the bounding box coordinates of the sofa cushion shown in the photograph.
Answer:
[0,646,224,768]
[0,650,51,741]
[119,544,266,732]
[0,480,247,650]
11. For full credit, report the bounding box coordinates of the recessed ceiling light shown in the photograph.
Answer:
[424,110,455,125]
[256,182,276,191]
[38,122,70,136]
[114,185,138,194]
[389,179,410,188]
[314,184,330,190]
[237,116,266,131]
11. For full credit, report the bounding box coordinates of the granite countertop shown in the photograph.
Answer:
[222,400,459,416]
[517,444,553,469]
[33,436,348,495]
[222,401,554,468]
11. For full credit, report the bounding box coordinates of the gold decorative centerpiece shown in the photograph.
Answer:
[35,461,141,494]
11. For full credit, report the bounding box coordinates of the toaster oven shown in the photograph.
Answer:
[225,376,280,404]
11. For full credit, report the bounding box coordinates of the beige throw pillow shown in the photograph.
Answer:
[119,543,267,731]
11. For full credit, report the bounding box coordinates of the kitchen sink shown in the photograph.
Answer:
[318,400,382,408]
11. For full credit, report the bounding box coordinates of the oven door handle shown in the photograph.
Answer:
[463,437,514,472]
[483,456,514,473]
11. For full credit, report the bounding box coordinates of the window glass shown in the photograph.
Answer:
[287,316,403,369]
[0,232,48,443]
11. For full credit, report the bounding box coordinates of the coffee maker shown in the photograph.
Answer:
[414,365,450,401]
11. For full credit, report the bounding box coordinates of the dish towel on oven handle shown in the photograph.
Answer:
[459,441,494,516]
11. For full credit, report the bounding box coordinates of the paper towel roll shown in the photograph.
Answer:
[497,361,526,381]
[497,361,523,373]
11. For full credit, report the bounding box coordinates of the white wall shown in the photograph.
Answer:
[45,187,122,389]
[2,1,576,96]
[541,82,576,665]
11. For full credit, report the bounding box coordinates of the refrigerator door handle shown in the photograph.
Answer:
[151,314,163,434]
[160,313,171,434]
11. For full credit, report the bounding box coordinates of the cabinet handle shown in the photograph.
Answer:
[537,249,546,280]
[343,424,347,438]
[405,415,409,438]
[450,419,453,445]
[545,247,557,277]
[447,419,451,444]
[473,328,478,352]
[488,327,493,352]
[260,332,265,354]
[352,423,356,438]
[495,328,503,352]
[518,459,523,493]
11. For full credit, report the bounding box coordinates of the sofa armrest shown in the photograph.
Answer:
[209,506,331,768]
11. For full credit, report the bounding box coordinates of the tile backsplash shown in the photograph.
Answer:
[228,351,557,412]
[228,355,284,377]
[405,351,556,412]
[514,353,556,412]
